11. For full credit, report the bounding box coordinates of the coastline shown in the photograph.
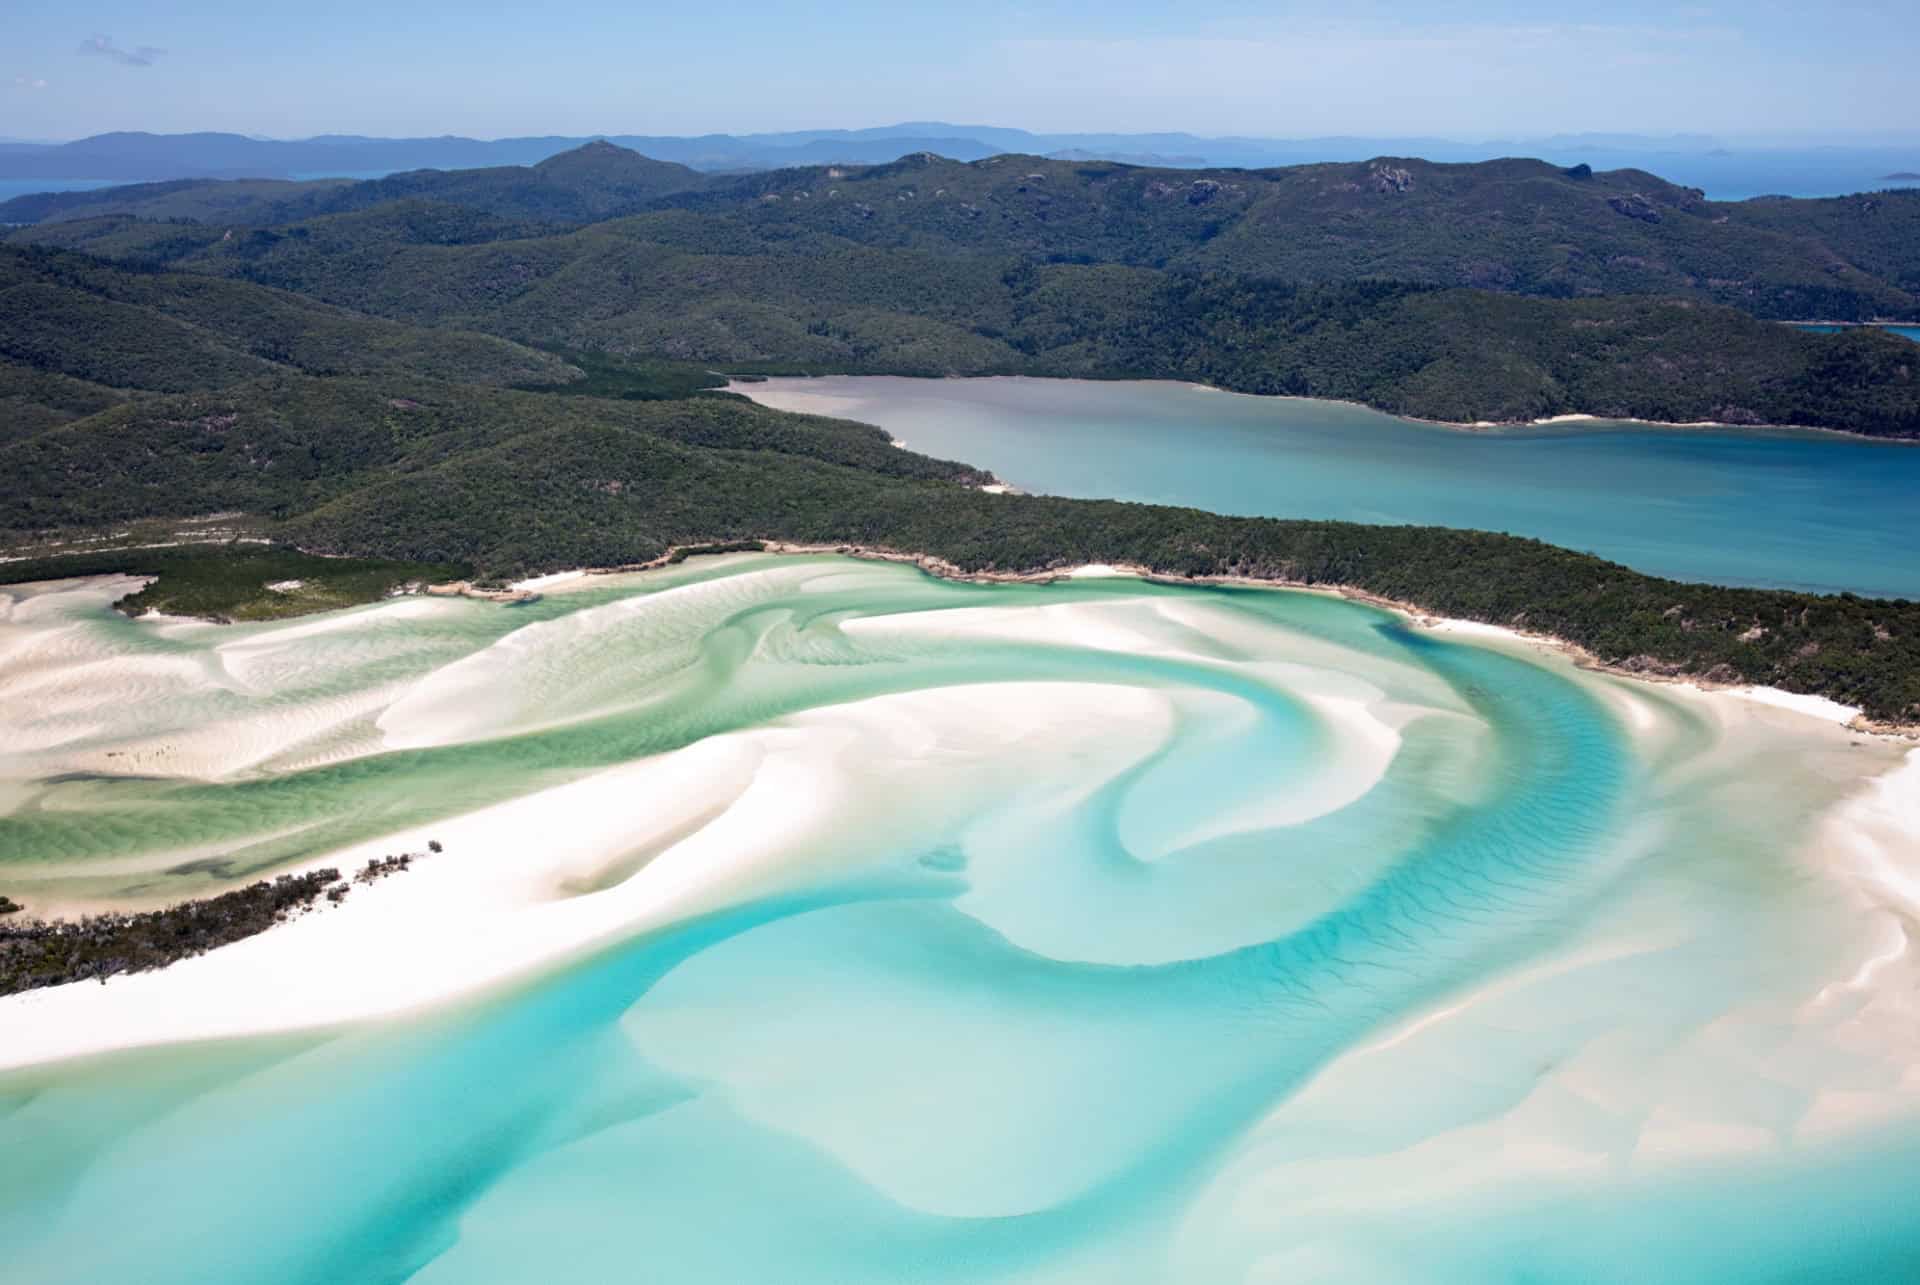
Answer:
[728,373,1920,444]
[3,552,1916,1075]
[13,533,1914,735]
[585,542,1920,738]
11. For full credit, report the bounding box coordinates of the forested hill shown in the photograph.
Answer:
[651,152,1920,321]
[0,245,575,435]
[9,144,1920,320]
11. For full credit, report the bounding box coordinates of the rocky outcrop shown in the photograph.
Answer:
[1368,163,1415,194]
[1144,177,1242,205]
[1608,193,1662,223]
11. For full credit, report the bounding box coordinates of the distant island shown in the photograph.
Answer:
[1885,171,1920,181]
[0,125,1906,190]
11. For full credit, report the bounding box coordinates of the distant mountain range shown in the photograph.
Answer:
[0,125,1914,200]
[9,140,1918,325]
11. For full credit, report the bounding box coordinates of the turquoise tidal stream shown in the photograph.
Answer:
[2,556,1918,1283]
[742,376,1920,600]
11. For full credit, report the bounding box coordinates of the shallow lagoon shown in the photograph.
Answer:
[3,556,1918,1283]
[743,376,1920,600]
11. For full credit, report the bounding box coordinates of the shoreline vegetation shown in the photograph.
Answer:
[0,847,435,993]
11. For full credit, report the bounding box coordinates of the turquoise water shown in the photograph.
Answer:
[1794,322,1920,343]
[744,376,1920,600]
[3,557,1917,1282]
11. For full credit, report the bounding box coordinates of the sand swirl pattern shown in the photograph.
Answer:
[2,554,1918,1283]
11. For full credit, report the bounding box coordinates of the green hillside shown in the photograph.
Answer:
[0,362,126,443]
[0,246,578,404]
[655,152,1920,319]
[0,373,988,535]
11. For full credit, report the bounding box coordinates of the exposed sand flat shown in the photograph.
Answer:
[843,597,1174,656]
[844,595,1416,834]
[0,680,1175,1071]
[376,562,828,750]
[1,589,462,779]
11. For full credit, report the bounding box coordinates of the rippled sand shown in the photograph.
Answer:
[1,555,1916,1283]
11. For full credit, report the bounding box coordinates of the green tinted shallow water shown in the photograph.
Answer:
[2,556,1917,1283]
[743,376,1920,600]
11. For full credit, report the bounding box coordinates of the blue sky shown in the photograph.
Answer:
[4,0,1914,142]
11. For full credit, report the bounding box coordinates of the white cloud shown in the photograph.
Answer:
[9,75,49,90]
[78,34,166,68]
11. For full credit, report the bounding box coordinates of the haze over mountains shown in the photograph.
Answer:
[3,124,1917,201]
